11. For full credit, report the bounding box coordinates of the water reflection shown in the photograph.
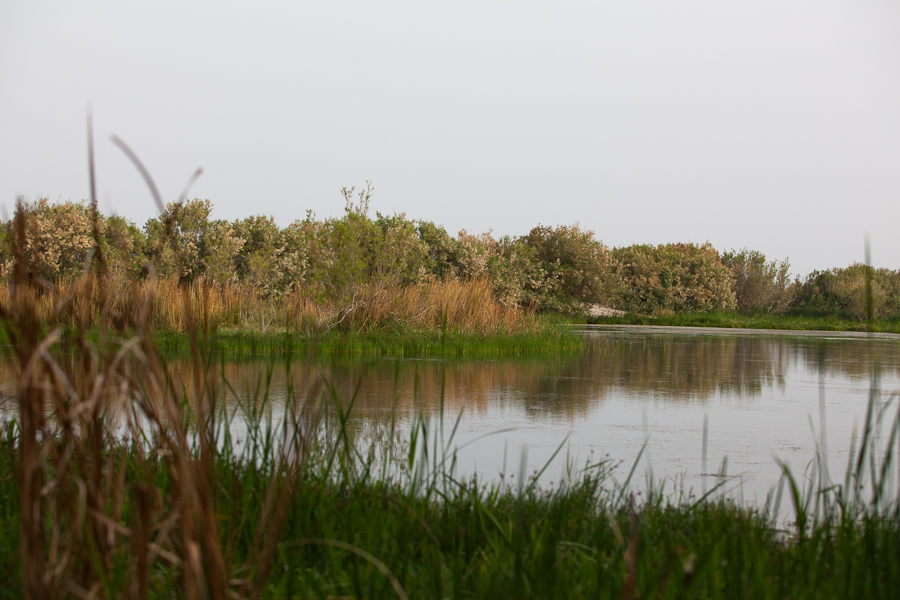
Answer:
[2,328,898,506]
[4,330,896,423]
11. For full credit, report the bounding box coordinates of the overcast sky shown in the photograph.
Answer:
[2,1,899,277]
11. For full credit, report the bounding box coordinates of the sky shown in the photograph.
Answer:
[1,0,899,277]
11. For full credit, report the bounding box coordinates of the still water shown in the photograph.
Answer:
[5,326,900,504]
[207,326,900,503]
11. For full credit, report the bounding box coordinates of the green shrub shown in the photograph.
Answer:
[143,198,214,280]
[721,248,793,315]
[519,223,615,313]
[610,242,736,314]
[416,220,456,279]
[792,265,900,320]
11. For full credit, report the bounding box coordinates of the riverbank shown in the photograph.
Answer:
[587,310,900,333]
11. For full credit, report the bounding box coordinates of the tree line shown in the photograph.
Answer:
[4,190,899,321]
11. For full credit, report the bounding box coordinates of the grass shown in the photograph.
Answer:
[2,261,899,597]
[0,273,587,358]
[0,274,544,337]
[588,309,900,333]
[146,328,582,359]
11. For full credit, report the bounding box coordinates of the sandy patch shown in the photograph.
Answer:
[587,304,626,317]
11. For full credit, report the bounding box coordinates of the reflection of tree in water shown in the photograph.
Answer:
[583,335,790,402]
[1,333,898,426]
[800,337,900,382]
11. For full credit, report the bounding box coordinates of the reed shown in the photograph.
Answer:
[0,274,543,340]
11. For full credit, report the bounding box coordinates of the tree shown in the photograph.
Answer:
[721,249,792,315]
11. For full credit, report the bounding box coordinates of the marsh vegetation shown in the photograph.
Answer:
[6,193,900,344]
[4,142,899,597]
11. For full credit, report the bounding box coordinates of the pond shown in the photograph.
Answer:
[4,325,900,505]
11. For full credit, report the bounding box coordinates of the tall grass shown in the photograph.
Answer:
[0,274,542,338]
[3,326,900,597]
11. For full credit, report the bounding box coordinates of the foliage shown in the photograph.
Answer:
[0,198,146,282]
[143,198,214,280]
[232,214,310,296]
[609,242,736,314]
[416,220,457,279]
[448,230,551,309]
[721,248,793,315]
[791,265,900,321]
[520,223,614,313]
[0,198,96,281]
[103,214,148,279]
[8,195,900,323]
[203,219,245,286]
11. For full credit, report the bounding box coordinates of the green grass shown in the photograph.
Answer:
[0,322,584,359]
[146,326,583,359]
[588,310,900,333]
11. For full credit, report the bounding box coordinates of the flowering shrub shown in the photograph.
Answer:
[610,243,736,314]
[143,198,214,280]
[0,198,95,281]
[232,215,311,296]
[204,220,245,286]
[520,224,614,313]
[0,199,147,283]
[445,231,552,308]
[15,195,900,322]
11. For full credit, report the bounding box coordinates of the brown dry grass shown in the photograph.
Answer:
[0,274,537,336]
[5,266,321,600]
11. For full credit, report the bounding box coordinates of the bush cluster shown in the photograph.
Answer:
[4,195,900,320]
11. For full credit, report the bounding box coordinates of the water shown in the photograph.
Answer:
[4,325,900,504]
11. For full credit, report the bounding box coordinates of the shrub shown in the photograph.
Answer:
[520,223,614,313]
[610,242,736,314]
[446,231,551,309]
[721,249,793,315]
[0,198,95,281]
[0,198,148,283]
[303,183,430,304]
[204,220,245,286]
[232,214,310,296]
[372,211,430,286]
[792,265,900,320]
[143,198,214,280]
[103,214,149,279]
[416,220,456,279]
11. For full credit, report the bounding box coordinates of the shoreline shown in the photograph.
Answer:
[571,322,900,340]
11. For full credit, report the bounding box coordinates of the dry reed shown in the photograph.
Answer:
[0,274,538,337]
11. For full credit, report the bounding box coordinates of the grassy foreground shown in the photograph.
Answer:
[2,354,899,599]
[3,303,900,598]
